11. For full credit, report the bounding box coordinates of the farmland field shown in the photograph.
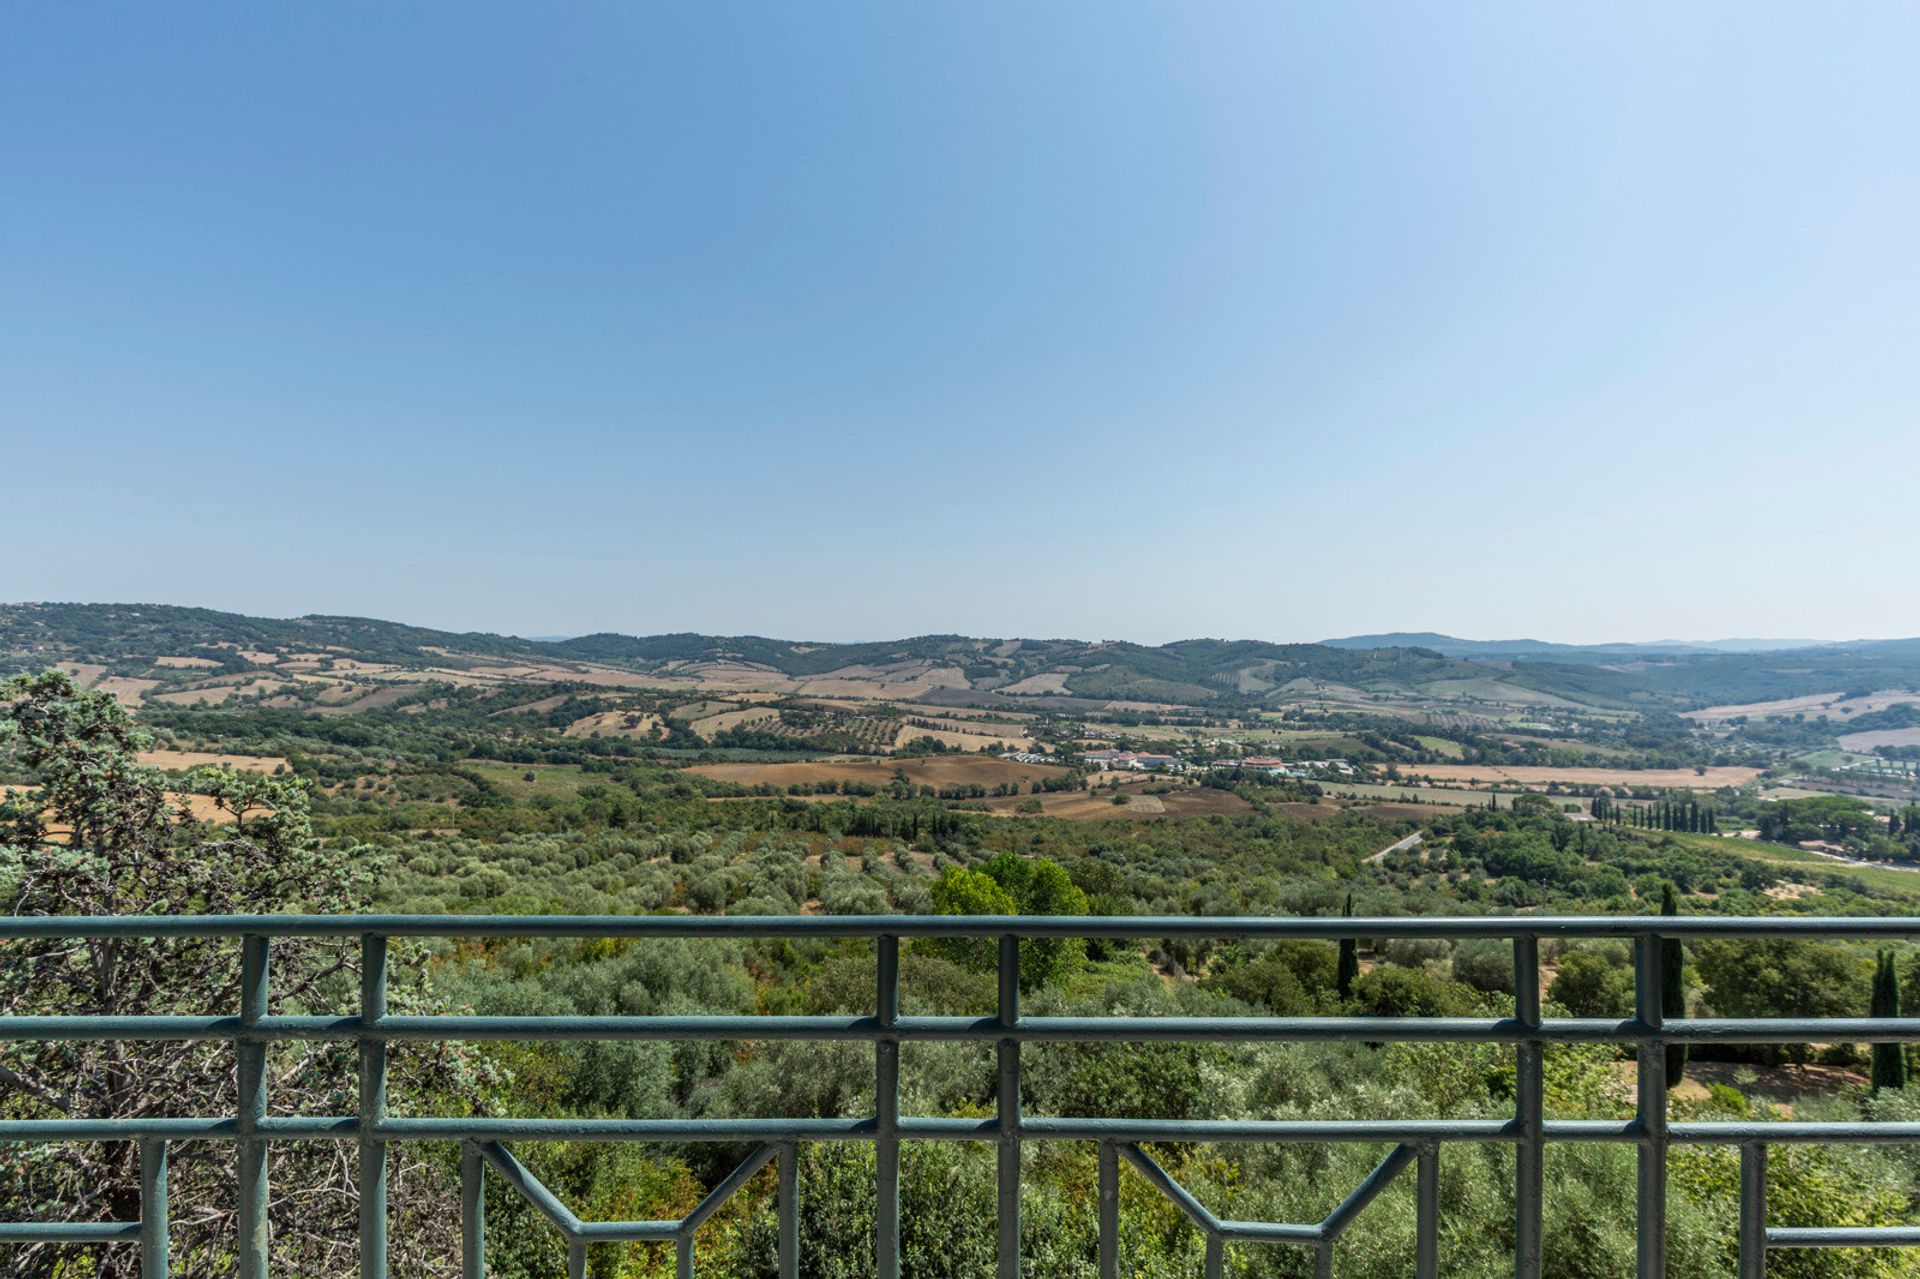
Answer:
[1838,727,1920,751]
[1685,689,1920,723]
[690,707,782,739]
[983,786,1253,820]
[136,749,290,773]
[688,755,1067,789]
[563,710,665,738]
[1392,763,1762,790]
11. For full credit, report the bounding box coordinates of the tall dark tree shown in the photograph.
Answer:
[1336,892,1358,1001]
[1873,950,1907,1093]
[1659,883,1688,1087]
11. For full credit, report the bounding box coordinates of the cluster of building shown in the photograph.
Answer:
[1212,756,1356,778]
[1078,749,1183,771]
[1072,749,1363,778]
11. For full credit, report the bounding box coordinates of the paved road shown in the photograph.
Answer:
[1368,831,1423,864]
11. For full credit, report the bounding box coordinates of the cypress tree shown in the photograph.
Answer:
[1873,951,1907,1093]
[1336,893,1358,1001]
[1659,883,1687,1086]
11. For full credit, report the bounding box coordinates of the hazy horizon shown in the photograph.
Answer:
[7,5,1919,642]
[0,598,1870,651]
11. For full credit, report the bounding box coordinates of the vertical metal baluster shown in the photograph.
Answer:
[1206,1233,1226,1279]
[568,1239,586,1279]
[876,935,900,1279]
[360,935,388,1279]
[1415,1142,1438,1279]
[461,1143,485,1279]
[777,1141,799,1279]
[237,935,270,1279]
[1311,1238,1330,1279]
[997,933,1021,1279]
[1098,1143,1119,1279]
[1738,1144,1767,1279]
[1514,936,1543,1279]
[140,1139,168,1279]
[676,1231,692,1279]
[1635,933,1668,1279]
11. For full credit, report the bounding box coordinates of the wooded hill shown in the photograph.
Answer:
[7,601,1920,715]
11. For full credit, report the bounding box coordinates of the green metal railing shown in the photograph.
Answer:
[6,913,1920,1277]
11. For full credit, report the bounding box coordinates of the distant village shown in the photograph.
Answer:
[1063,748,1357,778]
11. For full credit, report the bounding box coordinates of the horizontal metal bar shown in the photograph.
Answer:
[7,913,1920,941]
[21,1012,1920,1046]
[569,1220,681,1242]
[0,1116,1541,1145]
[1769,1226,1920,1248]
[11,1114,1920,1150]
[1671,1122,1920,1144]
[0,1221,143,1242]
[1216,1219,1325,1243]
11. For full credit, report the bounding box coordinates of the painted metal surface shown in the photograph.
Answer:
[5,913,1920,1277]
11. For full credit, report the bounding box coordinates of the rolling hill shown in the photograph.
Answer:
[5,602,1919,719]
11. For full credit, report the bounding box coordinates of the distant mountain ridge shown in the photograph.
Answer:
[4,602,1918,716]
[1320,632,1832,660]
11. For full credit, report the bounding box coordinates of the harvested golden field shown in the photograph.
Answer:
[689,755,1068,789]
[154,655,222,669]
[1397,764,1762,790]
[136,749,290,773]
[92,676,160,704]
[1355,801,1461,822]
[999,672,1072,696]
[312,686,414,715]
[795,668,970,700]
[564,710,664,739]
[669,700,742,722]
[2,785,252,826]
[494,693,576,716]
[691,707,782,740]
[893,726,1036,752]
[984,787,1252,821]
[1838,727,1920,751]
[1683,692,1844,722]
[152,678,297,706]
[1684,689,1920,724]
[54,661,109,684]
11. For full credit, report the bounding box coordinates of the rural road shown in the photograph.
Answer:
[1786,840,1920,876]
[1368,831,1423,864]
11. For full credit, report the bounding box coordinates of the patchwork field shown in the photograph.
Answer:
[2,783,252,825]
[983,786,1253,821]
[1838,728,1920,751]
[564,710,665,739]
[136,749,290,773]
[1685,689,1920,724]
[688,755,1068,790]
[690,707,783,739]
[1392,764,1762,790]
[893,726,1036,752]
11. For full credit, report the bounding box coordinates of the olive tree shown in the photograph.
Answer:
[0,671,481,1278]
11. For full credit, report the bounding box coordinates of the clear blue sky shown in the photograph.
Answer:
[5,4,1917,644]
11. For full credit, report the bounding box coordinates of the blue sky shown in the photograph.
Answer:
[4,4,1917,644]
